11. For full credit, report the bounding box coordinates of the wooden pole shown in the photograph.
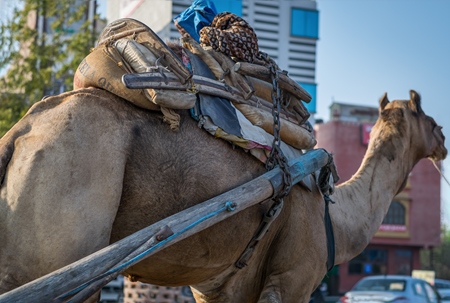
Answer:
[123,72,310,125]
[233,62,312,103]
[0,149,329,303]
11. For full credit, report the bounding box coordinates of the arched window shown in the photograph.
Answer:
[382,201,406,225]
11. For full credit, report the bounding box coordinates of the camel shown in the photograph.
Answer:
[0,87,446,303]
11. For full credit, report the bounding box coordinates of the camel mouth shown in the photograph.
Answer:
[434,127,447,161]
[428,144,447,162]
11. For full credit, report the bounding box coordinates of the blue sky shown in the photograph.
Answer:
[315,0,450,226]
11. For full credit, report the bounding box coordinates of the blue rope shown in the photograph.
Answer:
[60,201,236,301]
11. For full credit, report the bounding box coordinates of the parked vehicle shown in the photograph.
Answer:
[441,290,450,303]
[435,279,450,299]
[337,275,442,303]
[437,289,450,302]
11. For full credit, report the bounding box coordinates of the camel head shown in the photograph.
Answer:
[372,90,447,164]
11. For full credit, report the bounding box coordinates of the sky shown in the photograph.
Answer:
[315,0,450,226]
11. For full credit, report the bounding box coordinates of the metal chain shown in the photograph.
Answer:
[234,53,295,269]
[262,53,293,201]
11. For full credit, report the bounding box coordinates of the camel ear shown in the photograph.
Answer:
[409,90,422,113]
[379,92,389,112]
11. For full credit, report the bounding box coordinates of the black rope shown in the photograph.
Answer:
[317,149,338,272]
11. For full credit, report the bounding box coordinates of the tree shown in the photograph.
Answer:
[421,226,450,280]
[0,0,104,136]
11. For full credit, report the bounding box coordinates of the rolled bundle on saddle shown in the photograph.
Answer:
[73,16,316,150]
[179,31,315,150]
[73,43,161,111]
[74,19,196,129]
[74,41,196,111]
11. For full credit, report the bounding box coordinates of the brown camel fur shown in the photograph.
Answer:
[0,88,446,302]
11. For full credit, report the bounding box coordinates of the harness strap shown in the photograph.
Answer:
[235,199,283,269]
[324,194,336,272]
[318,151,339,272]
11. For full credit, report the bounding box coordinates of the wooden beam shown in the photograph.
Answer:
[123,72,309,124]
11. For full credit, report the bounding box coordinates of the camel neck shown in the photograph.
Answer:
[330,134,414,264]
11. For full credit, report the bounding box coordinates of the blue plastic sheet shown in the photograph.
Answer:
[174,0,218,42]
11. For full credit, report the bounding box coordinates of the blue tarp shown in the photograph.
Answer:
[174,0,218,42]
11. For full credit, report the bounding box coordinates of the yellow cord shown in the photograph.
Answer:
[432,159,450,187]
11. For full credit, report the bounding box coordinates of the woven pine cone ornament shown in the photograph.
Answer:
[199,12,259,63]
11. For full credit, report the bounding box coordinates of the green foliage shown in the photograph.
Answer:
[421,226,450,280]
[0,93,29,135]
[0,0,104,137]
[443,225,450,242]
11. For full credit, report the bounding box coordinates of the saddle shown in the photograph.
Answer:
[73,17,316,155]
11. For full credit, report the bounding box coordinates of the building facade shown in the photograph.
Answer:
[105,0,319,113]
[315,102,442,294]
